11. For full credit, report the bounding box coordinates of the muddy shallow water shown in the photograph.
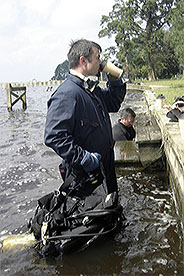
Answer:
[0,86,184,275]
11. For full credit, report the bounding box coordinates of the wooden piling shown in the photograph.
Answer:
[6,83,12,111]
[6,83,27,111]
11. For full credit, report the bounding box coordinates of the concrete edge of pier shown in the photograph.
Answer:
[144,90,184,225]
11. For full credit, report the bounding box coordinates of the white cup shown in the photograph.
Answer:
[155,95,165,110]
[155,98,164,109]
[102,61,123,79]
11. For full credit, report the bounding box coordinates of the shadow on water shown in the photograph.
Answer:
[0,87,184,275]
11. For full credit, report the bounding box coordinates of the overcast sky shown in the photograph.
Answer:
[0,0,116,83]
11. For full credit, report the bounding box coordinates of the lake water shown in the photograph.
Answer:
[0,85,183,275]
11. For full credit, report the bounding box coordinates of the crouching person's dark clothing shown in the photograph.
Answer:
[112,119,136,141]
[166,108,181,122]
[44,73,126,194]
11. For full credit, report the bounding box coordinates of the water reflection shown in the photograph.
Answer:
[1,170,183,276]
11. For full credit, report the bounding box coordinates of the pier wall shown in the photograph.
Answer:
[145,90,184,225]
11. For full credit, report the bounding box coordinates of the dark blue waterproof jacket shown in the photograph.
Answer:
[44,73,126,193]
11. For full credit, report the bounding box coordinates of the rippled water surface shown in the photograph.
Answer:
[0,86,183,275]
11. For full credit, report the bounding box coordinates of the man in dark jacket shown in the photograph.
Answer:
[112,107,136,141]
[44,39,126,194]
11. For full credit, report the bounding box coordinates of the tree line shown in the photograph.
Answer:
[52,0,184,82]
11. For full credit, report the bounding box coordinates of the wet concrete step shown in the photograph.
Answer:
[135,115,162,144]
[111,89,162,169]
[114,141,163,170]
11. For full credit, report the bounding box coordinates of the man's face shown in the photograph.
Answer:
[85,46,101,76]
[122,116,135,127]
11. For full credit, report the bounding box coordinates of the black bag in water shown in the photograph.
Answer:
[28,163,124,257]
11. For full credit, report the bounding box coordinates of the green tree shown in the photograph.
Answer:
[169,0,184,76]
[155,30,180,78]
[51,60,69,80]
[99,0,174,80]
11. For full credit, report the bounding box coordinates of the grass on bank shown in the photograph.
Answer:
[143,78,184,105]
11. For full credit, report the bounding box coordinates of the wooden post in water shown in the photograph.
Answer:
[6,83,27,111]
[6,83,11,111]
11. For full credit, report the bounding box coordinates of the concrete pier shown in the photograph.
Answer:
[112,88,184,229]
[145,90,184,225]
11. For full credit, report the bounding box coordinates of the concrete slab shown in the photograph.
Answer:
[111,89,162,169]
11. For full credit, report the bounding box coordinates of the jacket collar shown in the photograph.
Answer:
[67,72,99,93]
[66,72,84,87]
[70,69,88,82]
